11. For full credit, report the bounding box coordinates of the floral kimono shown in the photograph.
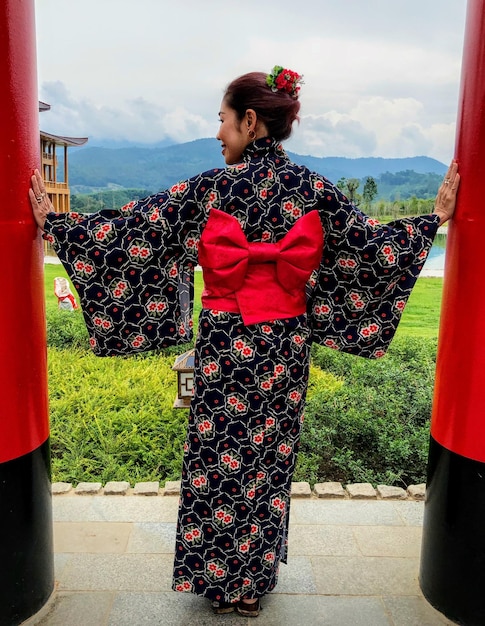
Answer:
[44,137,439,603]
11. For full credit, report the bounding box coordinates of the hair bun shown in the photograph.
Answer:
[266,66,303,98]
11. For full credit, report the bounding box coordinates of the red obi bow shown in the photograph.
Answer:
[199,208,324,324]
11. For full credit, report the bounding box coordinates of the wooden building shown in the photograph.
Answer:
[39,101,88,213]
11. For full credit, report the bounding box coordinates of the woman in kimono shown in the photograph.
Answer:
[30,67,459,617]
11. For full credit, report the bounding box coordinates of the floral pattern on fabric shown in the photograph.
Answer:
[174,311,309,601]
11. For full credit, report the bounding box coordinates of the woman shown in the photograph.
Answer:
[31,67,459,617]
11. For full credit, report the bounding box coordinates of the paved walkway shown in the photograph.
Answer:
[26,495,454,626]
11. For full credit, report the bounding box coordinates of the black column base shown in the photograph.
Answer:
[420,436,485,626]
[0,440,54,626]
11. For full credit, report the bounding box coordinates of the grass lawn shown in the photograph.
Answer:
[43,261,442,484]
[43,262,443,337]
[396,277,443,338]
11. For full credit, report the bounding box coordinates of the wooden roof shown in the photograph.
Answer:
[40,129,88,147]
[38,101,88,146]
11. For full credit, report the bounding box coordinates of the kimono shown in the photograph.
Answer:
[44,137,439,603]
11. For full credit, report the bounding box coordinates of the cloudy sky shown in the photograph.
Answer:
[35,0,467,163]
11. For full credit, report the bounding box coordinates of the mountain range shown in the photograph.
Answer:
[67,138,447,197]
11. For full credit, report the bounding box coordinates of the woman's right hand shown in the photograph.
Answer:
[433,160,460,226]
[29,169,54,231]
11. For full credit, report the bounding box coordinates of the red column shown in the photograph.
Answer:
[420,1,485,623]
[0,0,54,623]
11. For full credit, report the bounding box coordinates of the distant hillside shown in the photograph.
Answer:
[67,138,447,198]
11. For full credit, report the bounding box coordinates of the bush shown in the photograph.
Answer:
[293,336,437,486]
[46,309,90,350]
[48,348,188,484]
[45,307,438,486]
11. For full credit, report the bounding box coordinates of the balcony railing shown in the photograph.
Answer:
[46,181,68,191]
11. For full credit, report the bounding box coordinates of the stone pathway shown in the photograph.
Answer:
[25,484,455,626]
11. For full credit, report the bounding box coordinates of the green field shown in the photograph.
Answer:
[43,263,443,338]
[43,262,443,485]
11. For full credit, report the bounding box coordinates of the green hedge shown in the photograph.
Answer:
[46,308,437,486]
[294,337,437,486]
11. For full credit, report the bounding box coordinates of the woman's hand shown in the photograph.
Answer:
[433,160,460,226]
[29,169,54,231]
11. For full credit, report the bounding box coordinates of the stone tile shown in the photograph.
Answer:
[291,481,312,497]
[290,499,403,526]
[53,553,71,581]
[133,481,160,496]
[392,501,425,526]
[377,485,407,500]
[261,594,392,626]
[273,556,317,594]
[52,482,72,495]
[108,592,243,625]
[53,522,132,554]
[126,522,176,554]
[346,483,377,499]
[383,595,456,625]
[353,525,422,557]
[53,495,179,523]
[58,553,174,591]
[312,555,420,596]
[104,481,130,495]
[163,480,181,495]
[74,482,102,495]
[407,484,426,500]
[288,524,359,556]
[314,482,346,498]
[30,591,114,626]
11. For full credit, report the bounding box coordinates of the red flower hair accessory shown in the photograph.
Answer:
[266,66,303,98]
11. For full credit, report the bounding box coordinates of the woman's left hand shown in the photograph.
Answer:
[29,169,54,231]
[433,160,460,226]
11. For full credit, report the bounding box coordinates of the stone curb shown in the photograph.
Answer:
[51,481,426,500]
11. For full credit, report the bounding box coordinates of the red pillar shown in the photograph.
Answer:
[0,0,54,623]
[420,0,485,623]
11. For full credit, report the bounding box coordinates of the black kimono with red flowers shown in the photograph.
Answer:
[44,138,439,603]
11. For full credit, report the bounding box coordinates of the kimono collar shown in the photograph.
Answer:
[242,137,289,163]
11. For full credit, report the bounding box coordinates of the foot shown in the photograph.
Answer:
[211,600,235,614]
[236,598,261,617]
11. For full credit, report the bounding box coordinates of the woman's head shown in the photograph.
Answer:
[223,70,301,142]
[216,68,302,164]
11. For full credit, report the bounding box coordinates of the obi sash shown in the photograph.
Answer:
[198,208,324,325]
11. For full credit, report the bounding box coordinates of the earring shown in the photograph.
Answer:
[247,128,256,140]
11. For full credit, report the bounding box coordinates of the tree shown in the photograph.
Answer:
[345,178,361,205]
[363,176,378,206]
[336,177,347,192]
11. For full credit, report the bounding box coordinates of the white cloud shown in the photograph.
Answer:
[34,0,467,162]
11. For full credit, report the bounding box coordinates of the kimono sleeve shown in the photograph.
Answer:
[44,183,204,356]
[307,182,440,358]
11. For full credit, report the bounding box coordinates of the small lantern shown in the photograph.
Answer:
[172,348,195,408]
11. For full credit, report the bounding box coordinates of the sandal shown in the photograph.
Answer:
[211,600,235,614]
[236,598,261,617]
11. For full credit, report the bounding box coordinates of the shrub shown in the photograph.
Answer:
[48,348,188,484]
[293,336,437,486]
[46,309,90,350]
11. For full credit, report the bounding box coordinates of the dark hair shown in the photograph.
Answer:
[223,72,300,141]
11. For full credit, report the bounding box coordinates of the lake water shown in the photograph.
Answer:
[423,233,446,272]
